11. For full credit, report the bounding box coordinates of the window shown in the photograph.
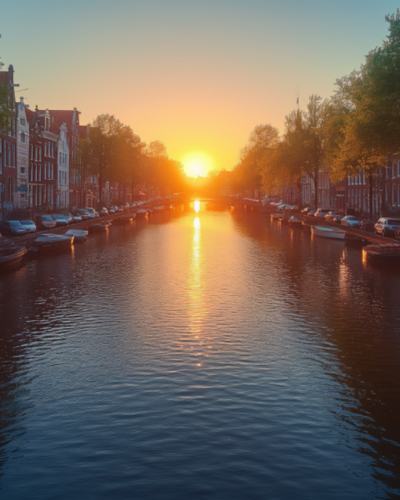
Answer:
[44,162,47,180]
[34,165,37,182]
[39,164,41,182]
[363,169,366,185]
[21,132,26,143]
[393,161,396,178]
[20,167,25,174]
[20,118,25,126]
[44,141,47,156]
[12,144,15,166]
[38,147,42,161]
[392,184,396,205]
[30,145,33,160]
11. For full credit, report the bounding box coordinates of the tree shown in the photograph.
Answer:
[0,82,13,133]
[233,124,280,196]
[82,114,143,205]
[323,10,400,218]
[260,96,329,209]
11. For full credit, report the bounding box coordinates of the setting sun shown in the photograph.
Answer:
[182,152,214,178]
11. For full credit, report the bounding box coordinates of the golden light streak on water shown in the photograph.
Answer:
[194,200,200,213]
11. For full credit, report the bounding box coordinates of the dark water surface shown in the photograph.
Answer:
[1,203,400,499]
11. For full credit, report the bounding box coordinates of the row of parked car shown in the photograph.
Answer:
[300,207,400,238]
[0,201,150,237]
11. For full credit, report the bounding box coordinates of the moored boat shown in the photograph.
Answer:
[288,216,302,227]
[136,209,148,218]
[113,216,134,224]
[279,217,289,225]
[271,214,281,221]
[32,234,74,252]
[363,243,400,264]
[302,220,317,231]
[65,229,88,242]
[0,246,28,268]
[311,226,345,240]
[344,233,369,247]
[89,223,109,233]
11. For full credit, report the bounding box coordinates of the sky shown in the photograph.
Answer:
[1,0,399,176]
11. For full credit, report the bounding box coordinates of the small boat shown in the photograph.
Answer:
[89,223,109,233]
[288,216,302,227]
[363,243,400,264]
[65,229,88,242]
[271,214,281,221]
[302,220,317,232]
[344,233,369,247]
[279,217,289,225]
[113,216,134,224]
[153,206,165,211]
[32,234,74,252]
[311,226,345,240]
[0,246,27,268]
[136,209,148,218]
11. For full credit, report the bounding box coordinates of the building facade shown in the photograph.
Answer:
[0,65,18,220]
[16,96,29,210]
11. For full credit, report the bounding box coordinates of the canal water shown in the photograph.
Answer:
[0,202,399,499]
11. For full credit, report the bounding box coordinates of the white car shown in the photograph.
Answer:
[84,207,97,219]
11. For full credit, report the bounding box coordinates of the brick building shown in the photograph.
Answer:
[49,108,82,210]
[0,65,18,220]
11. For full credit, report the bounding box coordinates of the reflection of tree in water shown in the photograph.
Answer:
[231,211,400,494]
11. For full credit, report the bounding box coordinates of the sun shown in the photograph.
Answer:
[182,151,214,178]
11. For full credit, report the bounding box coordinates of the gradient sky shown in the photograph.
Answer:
[1,0,398,176]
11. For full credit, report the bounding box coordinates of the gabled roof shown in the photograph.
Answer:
[25,107,36,127]
[48,110,74,133]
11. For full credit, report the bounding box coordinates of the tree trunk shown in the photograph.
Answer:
[369,173,373,220]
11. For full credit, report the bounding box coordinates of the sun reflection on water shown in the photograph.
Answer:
[194,200,200,213]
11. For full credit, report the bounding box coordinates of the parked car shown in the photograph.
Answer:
[360,220,374,233]
[52,214,70,227]
[0,220,29,236]
[84,207,98,218]
[314,208,330,219]
[308,209,316,217]
[99,208,109,216]
[325,211,340,222]
[74,209,91,220]
[108,207,116,214]
[19,220,36,233]
[71,214,83,222]
[35,215,57,230]
[61,212,74,224]
[333,215,344,224]
[341,216,361,228]
[375,217,400,237]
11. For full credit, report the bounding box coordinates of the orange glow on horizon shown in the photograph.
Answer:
[182,151,214,178]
